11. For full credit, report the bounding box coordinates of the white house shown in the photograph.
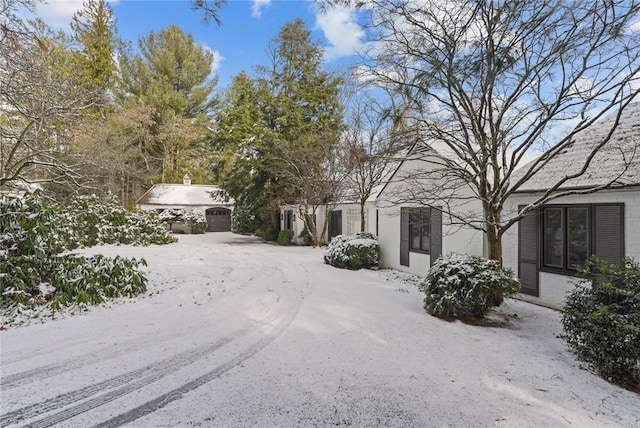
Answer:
[136,174,234,232]
[375,145,485,277]
[503,103,640,308]
[372,103,640,309]
[280,199,378,245]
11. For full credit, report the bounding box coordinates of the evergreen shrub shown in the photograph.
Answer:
[0,192,170,325]
[159,208,207,234]
[53,195,176,250]
[298,227,312,246]
[562,257,640,389]
[183,210,207,234]
[278,229,294,246]
[420,253,520,318]
[324,233,381,270]
[261,227,279,242]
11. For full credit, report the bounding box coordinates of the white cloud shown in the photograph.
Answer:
[210,48,224,73]
[35,0,84,28]
[251,0,271,19]
[200,43,224,74]
[34,0,119,29]
[316,5,363,61]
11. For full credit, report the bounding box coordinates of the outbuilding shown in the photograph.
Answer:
[136,174,233,232]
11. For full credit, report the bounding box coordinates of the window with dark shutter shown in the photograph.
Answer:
[540,203,624,275]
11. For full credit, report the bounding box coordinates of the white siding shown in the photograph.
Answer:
[376,157,485,276]
[280,202,377,245]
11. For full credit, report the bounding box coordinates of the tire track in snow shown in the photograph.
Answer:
[1,326,251,427]
[0,321,209,391]
[2,266,241,389]
[92,333,277,428]
[91,266,312,428]
[8,241,313,428]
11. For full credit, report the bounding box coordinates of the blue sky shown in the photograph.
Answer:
[32,0,365,88]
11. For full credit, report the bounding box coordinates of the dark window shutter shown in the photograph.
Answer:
[430,207,442,266]
[593,204,624,266]
[518,206,539,296]
[400,208,409,266]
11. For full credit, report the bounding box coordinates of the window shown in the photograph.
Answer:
[542,205,590,272]
[206,208,230,216]
[409,208,431,253]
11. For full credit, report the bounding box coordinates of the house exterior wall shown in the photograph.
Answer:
[503,188,640,308]
[280,202,377,245]
[376,157,485,277]
[376,204,485,276]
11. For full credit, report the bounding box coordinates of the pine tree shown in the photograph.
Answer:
[118,25,217,183]
[70,0,116,91]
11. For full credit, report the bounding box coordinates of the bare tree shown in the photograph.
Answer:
[276,134,349,246]
[341,82,408,232]
[336,0,640,262]
[1,0,101,191]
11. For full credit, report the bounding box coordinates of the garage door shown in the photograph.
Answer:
[205,208,232,232]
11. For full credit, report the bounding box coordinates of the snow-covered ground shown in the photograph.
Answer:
[1,233,638,427]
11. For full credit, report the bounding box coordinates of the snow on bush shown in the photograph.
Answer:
[51,195,176,251]
[159,208,207,234]
[183,209,207,234]
[562,257,640,390]
[0,192,167,326]
[420,253,520,318]
[324,233,381,270]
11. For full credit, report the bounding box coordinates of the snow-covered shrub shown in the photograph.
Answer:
[278,229,294,246]
[324,233,381,270]
[420,253,520,318]
[1,192,153,325]
[159,208,185,223]
[562,257,640,389]
[52,195,175,251]
[159,208,207,234]
[183,209,207,234]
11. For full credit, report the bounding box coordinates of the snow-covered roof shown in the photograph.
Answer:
[136,184,232,207]
[514,103,640,192]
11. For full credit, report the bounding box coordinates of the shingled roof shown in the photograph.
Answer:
[136,184,231,207]
[514,102,640,192]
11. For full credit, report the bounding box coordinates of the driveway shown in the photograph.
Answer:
[1,233,638,427]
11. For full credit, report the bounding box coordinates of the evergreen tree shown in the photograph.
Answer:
[118,25,217,183]
[70,0,117,91]
[213,19,344,237]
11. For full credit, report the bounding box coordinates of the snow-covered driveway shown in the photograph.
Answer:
[1,233,638,427]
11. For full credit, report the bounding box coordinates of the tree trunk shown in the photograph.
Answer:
[487,229,503,264]
[485,205,504,306]
[360,200,366,232]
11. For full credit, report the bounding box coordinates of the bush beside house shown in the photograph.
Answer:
[562,257,640,390]
[420,253,521,318]
[278,229,294,246]
[324,233,381,270]
[159,208,207,234]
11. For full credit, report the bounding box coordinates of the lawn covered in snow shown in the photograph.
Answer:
[1,233,638,427]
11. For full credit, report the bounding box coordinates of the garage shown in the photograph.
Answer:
[206,207,232,232]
